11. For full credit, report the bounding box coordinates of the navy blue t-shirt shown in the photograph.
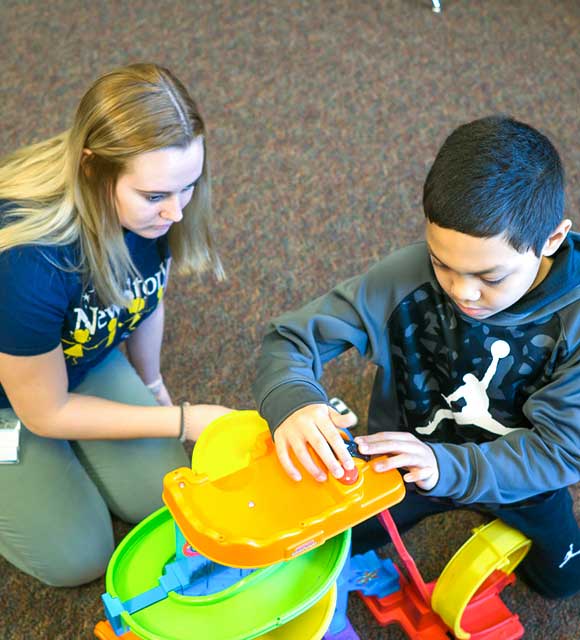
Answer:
[0,211,170,408]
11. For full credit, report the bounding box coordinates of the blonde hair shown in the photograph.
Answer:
[0,63,223,306]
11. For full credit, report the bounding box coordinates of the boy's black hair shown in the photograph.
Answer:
[423,116,565,256]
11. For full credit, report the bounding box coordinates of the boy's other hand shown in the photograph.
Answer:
[273,403,357,482]
[355,431,440,491]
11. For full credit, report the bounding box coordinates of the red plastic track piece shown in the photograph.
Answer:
[359,568,524,639]
[378,509,431,605]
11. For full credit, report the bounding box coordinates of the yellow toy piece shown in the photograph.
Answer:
[163,410,405,568]
[430,518,531,640]
[94,585,336,640]
[261,584,336,640]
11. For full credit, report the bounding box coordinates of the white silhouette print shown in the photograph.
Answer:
[416,340,521,436]
[559,543,580,569]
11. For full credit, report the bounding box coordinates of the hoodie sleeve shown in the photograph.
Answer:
[253,245,428,433]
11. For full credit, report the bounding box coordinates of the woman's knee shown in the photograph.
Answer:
[3,512,115,588]
[32,545,112,587]
[12,534,113,587]
[96,438,187,523]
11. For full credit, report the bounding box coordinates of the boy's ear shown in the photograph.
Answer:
[542,219,572,257]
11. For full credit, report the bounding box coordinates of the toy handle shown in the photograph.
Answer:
[378,509,431,606]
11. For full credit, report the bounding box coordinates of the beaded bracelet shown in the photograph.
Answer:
[179,402,190,443]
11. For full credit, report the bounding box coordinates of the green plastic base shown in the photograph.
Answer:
[105,507,350,640]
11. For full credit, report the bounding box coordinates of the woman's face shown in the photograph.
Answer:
[114,136,204,239]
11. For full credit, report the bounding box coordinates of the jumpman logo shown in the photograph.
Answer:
[559,543,580,568]
[416,340,521,436]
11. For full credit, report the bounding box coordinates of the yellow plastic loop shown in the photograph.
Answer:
[430,518,531,640]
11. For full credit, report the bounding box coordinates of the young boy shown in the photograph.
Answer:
[252,116,580,599]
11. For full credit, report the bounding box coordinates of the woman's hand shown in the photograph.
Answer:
[274,403,358,482]
[355,431,440,491]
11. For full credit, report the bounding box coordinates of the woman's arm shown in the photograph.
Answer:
[125,299,172,404]
[0,345,229,441]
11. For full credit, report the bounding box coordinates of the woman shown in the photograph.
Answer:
[0,63,232,586]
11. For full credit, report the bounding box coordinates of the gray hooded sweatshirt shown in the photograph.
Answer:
[253,234,580,506]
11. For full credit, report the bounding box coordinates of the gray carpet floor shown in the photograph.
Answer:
[1,1,579,638]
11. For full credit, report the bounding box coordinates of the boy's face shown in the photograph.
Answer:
[425,222,554,320]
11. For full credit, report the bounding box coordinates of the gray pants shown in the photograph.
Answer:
[0,348,188,587]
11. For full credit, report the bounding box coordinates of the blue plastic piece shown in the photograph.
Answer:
[101,544,256,633]
[349,550,399,597]
[175,520,193,560]
[324,548,400,639]
[182,562,254,596]
[323,617,360,640]
[326,550,353,636]
[102,593,129,636]
[101,553,203,632]
[337,427,355,442]
[336,427,369,461]
[160,556,199,593]
[125,584,172,614]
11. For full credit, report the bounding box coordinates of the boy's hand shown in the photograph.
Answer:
[355,431,440,491]
[274,403,357,482]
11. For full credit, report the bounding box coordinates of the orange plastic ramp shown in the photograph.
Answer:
[163,411,405,567]
[94,620,139,639]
